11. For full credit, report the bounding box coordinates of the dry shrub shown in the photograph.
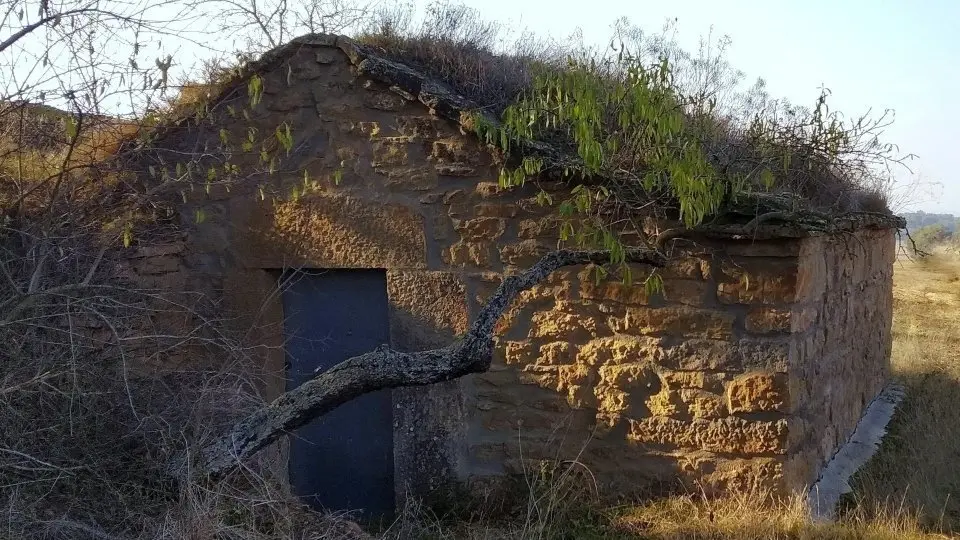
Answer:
[0,103,361,539]
[357,2,570,114]
[355,3,905,217]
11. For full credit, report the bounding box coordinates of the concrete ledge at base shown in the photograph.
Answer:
[808,383,906,522]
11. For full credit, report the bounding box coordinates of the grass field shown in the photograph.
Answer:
[388,252,960,539]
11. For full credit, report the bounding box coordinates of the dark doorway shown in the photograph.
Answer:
[279,269,395,520]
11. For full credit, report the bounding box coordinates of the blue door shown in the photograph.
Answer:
[279,269,394,519]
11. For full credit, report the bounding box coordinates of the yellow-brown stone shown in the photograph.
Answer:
[628,416,787,454]
[538,342,574,365]
[454,217,506,242]
[443,240,495,266]
[726,372,788,413]
[608,306,735,339]
[744,307,792,333]
[576,336,663,366]
[529,310,600,341]
[680,389,727,419]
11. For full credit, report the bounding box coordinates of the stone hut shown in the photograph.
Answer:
[126,34,902,517]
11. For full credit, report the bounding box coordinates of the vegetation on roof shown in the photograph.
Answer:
[354,4,909,239]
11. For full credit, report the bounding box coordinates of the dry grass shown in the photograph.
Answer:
[847,252,960,533]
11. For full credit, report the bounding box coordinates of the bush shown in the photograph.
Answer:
[356,3,905,239]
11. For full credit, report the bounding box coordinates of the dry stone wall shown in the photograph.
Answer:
[126,38,898,503]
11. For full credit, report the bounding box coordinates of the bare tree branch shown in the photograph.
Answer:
[189,248,666,480]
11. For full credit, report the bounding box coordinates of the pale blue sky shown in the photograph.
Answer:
[450,0,960,214]
[8,0,955,213]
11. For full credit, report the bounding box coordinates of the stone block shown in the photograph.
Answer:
[500,240,550,267]
[726,372,788,413]
[518,364,596,409]
[662,256,711,280]
[443,241,495,267]
[454,217,507,242]
[717,258,799,305]
[698,456,785,495]
[659,370,712,391]
[395,115,442,139]
[371,138,409,167]
[680,389,727,419]
[504,340,536,365]
[436,164,478,176]
[628,416,787,454]
[607,306,735,339]
[517,216,562,239]
[529,310,601,341]
[475,182,506,199]
[579,267,651,306]
[239,194,427,269]
[576,336,663,366]
[387,271,468,351]
[659,338,791,372]
[363,91,408,111]
[538,342,574,365]
[475,202,520,218]
[644,388,684,417]
[744,307,792,334]
[661,279,710,306]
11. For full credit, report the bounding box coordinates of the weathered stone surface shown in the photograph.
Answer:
[645,387,684,417]
[371,137,411,167]
[392,115,441,139]
[529,310,601,341]
[717,258,799,305]
[241,195,427,268]
[661,256,711,280]
[661,279,710,306]
[727,372,788,413]
[745,307,792,334]
[454,217,506,242]
[680,389,727,419]
[660,370,716,391]
[443,240,495,267]
[608,306,735,339]
[628,416,788,454]
[517,216,562,239]
[519,364,596,408]
[430,138,481,165]
[660,338,791,372]
[387,271,468,350]
[504,340,536,365]
[500,239,549,267]
[363,90,409,111]
[576,336,663,366]
[697,456,786,495]
[579,267,651,305]
[538,341,574,365]
[596,362,660,420]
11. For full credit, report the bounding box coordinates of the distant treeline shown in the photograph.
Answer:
[902,211,958,234]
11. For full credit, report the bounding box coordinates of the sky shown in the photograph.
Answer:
[443,0,960,214]
[6,0,957,214]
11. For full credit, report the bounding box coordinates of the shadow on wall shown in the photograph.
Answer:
[238,193,430,270]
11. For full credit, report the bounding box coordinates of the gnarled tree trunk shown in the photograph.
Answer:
[182,248,665,480]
